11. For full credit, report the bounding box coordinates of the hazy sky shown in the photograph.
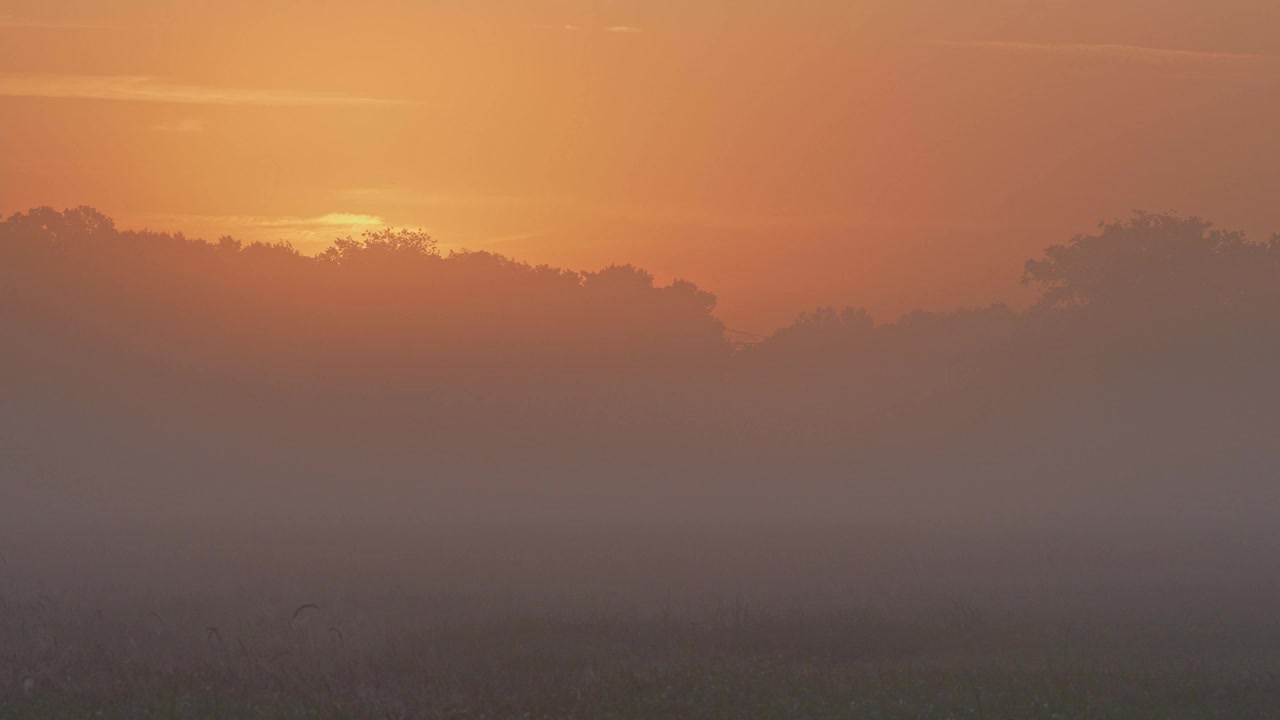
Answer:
[3,0,1278,330]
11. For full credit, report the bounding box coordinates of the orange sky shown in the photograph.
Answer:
[3,0,1278,331]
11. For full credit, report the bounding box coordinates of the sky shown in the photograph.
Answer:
[2,0,1278,331]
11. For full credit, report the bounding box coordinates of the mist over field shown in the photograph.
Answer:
[0,202,1274,589]
[3,207,1280,718]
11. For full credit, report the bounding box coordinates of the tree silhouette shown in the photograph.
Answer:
[318,228,438,267]
[1023,212,1279,316]
[2,205,1280,524]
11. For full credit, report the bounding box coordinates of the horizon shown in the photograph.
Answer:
[4,1,1278,330]
[6,203,1278,333]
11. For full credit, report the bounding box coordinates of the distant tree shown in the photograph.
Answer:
[241,240,302,260]
[738,306,877,378]
[769,306,875,350]
[582,264,656,296]
[1,205,115,247]
[1023,212,1279,315]
[661,279,719,315]
[318,228,437,267]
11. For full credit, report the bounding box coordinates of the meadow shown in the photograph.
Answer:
[4,210,1279,717]
[4,523,1279,719]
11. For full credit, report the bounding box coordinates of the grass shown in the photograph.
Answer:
[4,593,1279,719]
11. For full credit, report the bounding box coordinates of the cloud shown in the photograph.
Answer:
[337,187,980,236]
[142,212,391,249]
[152,118,206,134]
[937,40,1279,68]
[0,74,413,107]
[260,213,387,229]
[156,212,387,230]
[0,14,100,29]
[536,24,639,34]
[336,187,564,209]
[463,231,546,249]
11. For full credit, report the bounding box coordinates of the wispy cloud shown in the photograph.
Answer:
[461,231,547,249]
[537,24,640,34]
[337,187,564,209]
[152,212,386,229]
[152,118,206,134]
[143,212,390,249]
[937,40,1279,68]
[254,213,387,229]
[337,187,930,235]
[0,74,413,107]
[0,14,101,29]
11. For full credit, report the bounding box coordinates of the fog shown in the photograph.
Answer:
[2,206,1276,614]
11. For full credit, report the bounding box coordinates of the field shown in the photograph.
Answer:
[5,601,1280,718]
[4,523,1279,719]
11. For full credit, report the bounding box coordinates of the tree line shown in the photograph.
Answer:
[2,206,1278,521]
